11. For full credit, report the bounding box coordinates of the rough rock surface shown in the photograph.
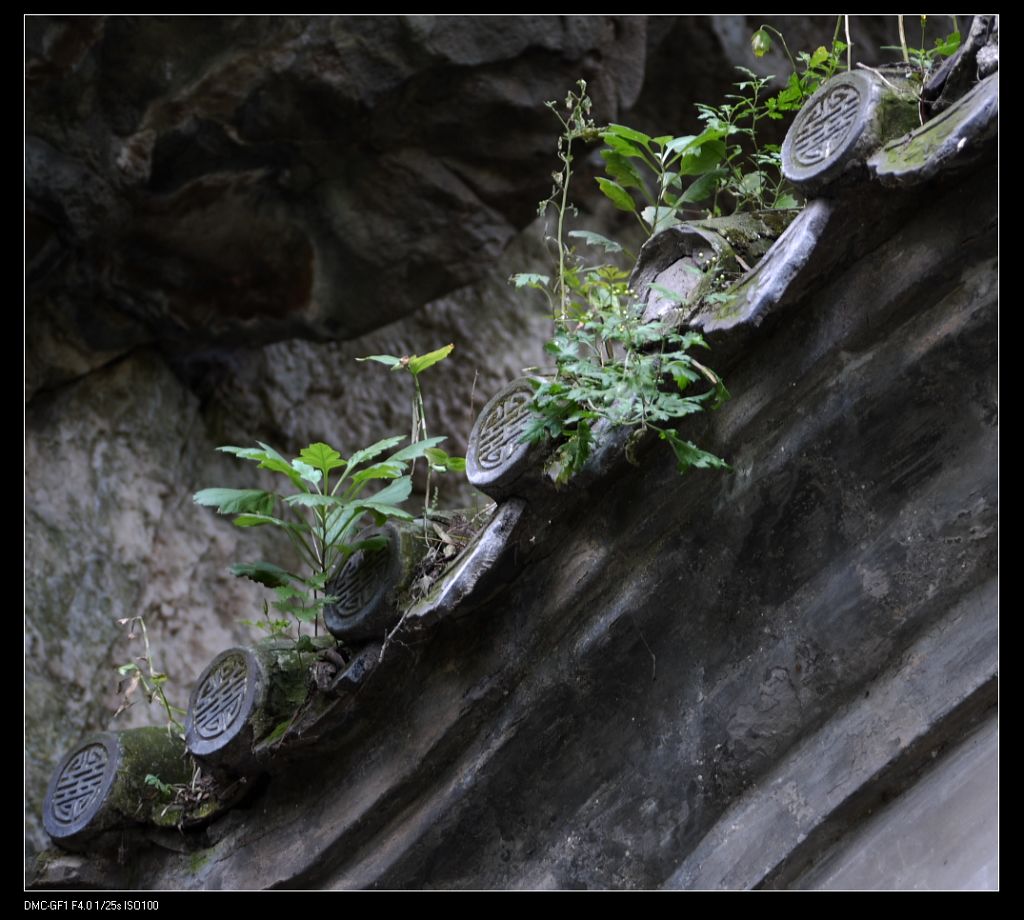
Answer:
[26,15,646,399]
[24,221,552,858]
[25,354,276,857]
[31,133,997,889]
[25,15,970,869]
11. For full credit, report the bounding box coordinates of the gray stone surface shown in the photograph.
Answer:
[23,215,554,859]
[869,72,998,188]
[690,200,834,335]
[43,729,191,851]
[31,148,996,889]
[630,211,797,326]
[186,648,264,769]
[797,716,998,891]
[43,736,119,844]
[405,500,525,630]
[26,16,993,885]
[25,15,647,398]
[922,15,998,116]
[24,352,273,858]
[664,579,996,889]
[324,522,427,643]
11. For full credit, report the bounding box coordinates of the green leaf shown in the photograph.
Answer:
[347,435,407,470]
[600,150,645,191]
[356,354,402,367]
[217,444,305,488]
[664,134,698,156]
[659,430,730,474]
[510,272,550,289]
[408,343,454,376]
[387,436,446,463]
[602,133,647,160]
[299,443,344,481]
[680,170,722,204]
[738,171,763,195]
[325,505,362,548]
[774,193,799,209]
[290,459,322,486]
[640,206,680,234]
[358,502,414,523]
[604,123,652,146]
[273,597,320,622]
[678,139,727,176]
[145,774,173,798]
[255,442,307,488]
[567,419,592,473]
[217,445,266,461]
[231,512,306,531]
[595,177,637,213]
[230,561,296,588]
[366,476,412,506]
[934,31,961,57]
[423,448,467,473]
[567,230,623,253]
[352,461,405,484]
[667,363,700,391]
[193,488,275,515]
[284,493,338,508]
[808,45,830,69]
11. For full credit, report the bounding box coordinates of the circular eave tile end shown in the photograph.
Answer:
[43,734,119,840]
[466,378,541,495]
[323,524,401,641]
[186,648,261,757]
[782,71,876,190]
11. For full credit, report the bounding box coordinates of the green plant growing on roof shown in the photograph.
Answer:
[196,422,447,649]
[356,344,466,536]
[512,28,846,482]
[512,81,730,483]
[886,15,961,88]
[113,614,186,737]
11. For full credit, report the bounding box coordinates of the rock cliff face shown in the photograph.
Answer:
[26,15,648,397]
[27,15,989,883]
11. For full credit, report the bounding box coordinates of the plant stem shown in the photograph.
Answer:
[898,15,909,64]
[761,25,800,82]
[556,138,572,326]
[412,373,433,536]
[134,617,184,734]
[845,15,853,71]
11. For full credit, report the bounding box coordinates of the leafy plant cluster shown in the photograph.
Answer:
[885,15,961,84]
[113,18,967,776]
[114,614,186,735]
[513,82,731,482]
[194,346,462,646]
[513,26,856,481]
[527,300,731,480]
[595,27,846,233]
